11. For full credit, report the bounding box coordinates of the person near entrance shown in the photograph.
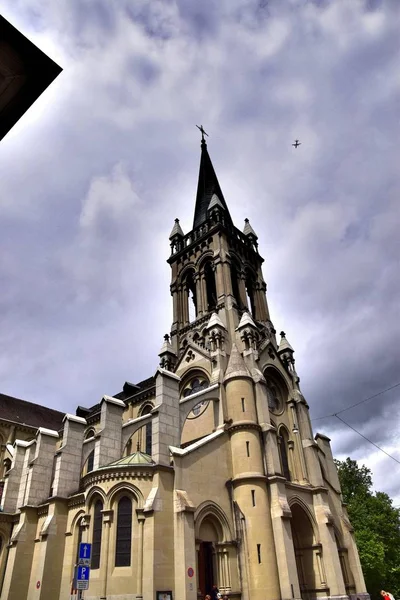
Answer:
[211,584,221,599]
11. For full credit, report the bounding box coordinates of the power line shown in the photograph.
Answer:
[311,381,400,423]
[334,414,400,466]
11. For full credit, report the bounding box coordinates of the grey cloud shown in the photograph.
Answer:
[0,0,399,502]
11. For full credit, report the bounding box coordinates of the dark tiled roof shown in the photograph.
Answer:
[76,375,156,417]
[0,393,64,431]
[193,140,233,230]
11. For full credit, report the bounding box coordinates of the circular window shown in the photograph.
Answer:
[182,376,209,419]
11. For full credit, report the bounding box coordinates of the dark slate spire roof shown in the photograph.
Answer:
[193,139,233,230]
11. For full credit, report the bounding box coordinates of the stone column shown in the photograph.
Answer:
[289,402,309,483]
[194,273,203,316]
[152,368,181,466]
[94,396,124,469]
[136,510,145,600]
[100,509,113,600]
[52,414,86,497]
[22,428,59,506]
[1,439,30,512]
[314,494,347,599]
[269,479,302,600]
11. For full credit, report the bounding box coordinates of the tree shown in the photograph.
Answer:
[335,458,400,600]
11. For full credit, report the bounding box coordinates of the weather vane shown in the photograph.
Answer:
[196,124,209,142]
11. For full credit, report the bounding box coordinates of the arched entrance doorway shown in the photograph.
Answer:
[290,504,320,600]
[197,517,221,597]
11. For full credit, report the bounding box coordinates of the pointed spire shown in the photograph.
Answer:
[237,310,257,330]
[278,331,294,354]
[193,140,233,230]
[243,218,258,239]
[208,193,225,211]
[169,218,184,240]
[206,312,226,330]
[223,344,251,383]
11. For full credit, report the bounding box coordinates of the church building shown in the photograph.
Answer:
[0,135,369,600]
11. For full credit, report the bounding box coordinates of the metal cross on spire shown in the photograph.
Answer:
[196,124,209,143]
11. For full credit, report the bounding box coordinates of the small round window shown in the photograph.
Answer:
[183,376,209,418]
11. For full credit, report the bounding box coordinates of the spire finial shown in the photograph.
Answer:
[196,124,209,145]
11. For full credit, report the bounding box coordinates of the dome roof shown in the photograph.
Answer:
[99,451,154,470]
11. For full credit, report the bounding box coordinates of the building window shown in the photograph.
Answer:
[92,500,103,570]
[230,260,241,307]
[246,441,250,457]
[85,429,95,440]
[75,518,83,564]
[245,270,256,318]
[185,270,197,323]
[279,429,291,481]
[140,405,153,456]
[115,496,132,567]
[87,450,94,473]
[257,543,261,563]
[251,490,256,506]
[241,398,245,412]
[204,261,217,312]
[266,381,281,413]
[183,376,209,418]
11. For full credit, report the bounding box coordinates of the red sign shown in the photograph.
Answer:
[187,567,194,578]
[36,581,41,589]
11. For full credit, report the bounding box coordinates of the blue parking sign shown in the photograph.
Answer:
[77,566,90,581]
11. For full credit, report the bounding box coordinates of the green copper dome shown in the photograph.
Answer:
[99,451,154,470]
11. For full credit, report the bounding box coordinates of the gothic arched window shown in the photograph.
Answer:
[182,376,209,418]
[204,261,217,312]
[279,428,291,481]
[245,269,256,318]
[92,499,103,569]
[140,405,153,456]
[185,270,197,323]
[266,381,281,413]
[87,450,94,473]
[230,260,241,308]
[115,496,132,567]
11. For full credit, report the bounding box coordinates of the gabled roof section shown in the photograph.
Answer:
[0,393,64,431]
[193,140,233,230]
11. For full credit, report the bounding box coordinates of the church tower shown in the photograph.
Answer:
[168,130,273,359]
[0,130,369,600]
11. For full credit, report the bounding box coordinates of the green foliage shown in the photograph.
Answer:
[335,458,400,600]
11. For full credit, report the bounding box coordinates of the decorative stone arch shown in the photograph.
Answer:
[179,262,198,281]
[86,486,107,510]
[179,368,210,392]
[196,250,214,271]
[179,387,220,427]
[66,508,86,536]
[288,496,319,537]
[263,365,291,413]
[121,412,153,452]
[289,498,321,596]
[81,438,96,468]
[107,482,144,510]
[84,428,95,441]
[195,501,233,543]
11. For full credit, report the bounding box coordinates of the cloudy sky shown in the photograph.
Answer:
[1,0,399,502]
